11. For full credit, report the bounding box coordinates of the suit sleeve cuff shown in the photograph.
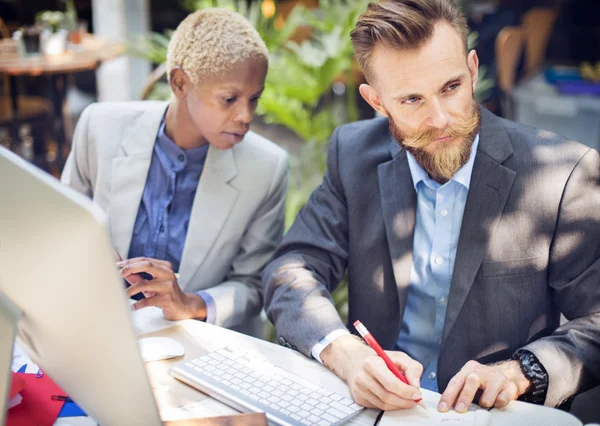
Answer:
[311,329,351,363]
[196,291,216,324]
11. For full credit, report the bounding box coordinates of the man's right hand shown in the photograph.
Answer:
[320,335,423,410]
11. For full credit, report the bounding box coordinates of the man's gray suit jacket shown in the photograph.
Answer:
[263,107,600,407]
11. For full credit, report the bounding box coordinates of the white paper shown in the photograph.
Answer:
[8,393,22,409]
[490,400,582,426]
[12,342,39,373]
[379,388,491,426]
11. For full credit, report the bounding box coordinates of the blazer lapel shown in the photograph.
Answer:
[442,108,517,343]
[378,139,417,329]
[109,102,169,258]
[178,145,239,291]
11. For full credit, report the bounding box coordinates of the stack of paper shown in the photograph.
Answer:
[379,389,490,426]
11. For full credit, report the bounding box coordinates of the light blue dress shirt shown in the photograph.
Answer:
[397,135,479,391]
[128,117,217,323]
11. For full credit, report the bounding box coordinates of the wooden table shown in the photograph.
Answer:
[0,35,124,165]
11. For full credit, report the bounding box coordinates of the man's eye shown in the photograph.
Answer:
[447,83,460,91]
[404,96,419,104]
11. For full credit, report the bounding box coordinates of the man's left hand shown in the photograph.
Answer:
[438,360,531,413]
[118,257,207,321]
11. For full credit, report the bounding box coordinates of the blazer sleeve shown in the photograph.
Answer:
[61,104,94,197]
[202,150,289,329]
[262,127,350,357]
[523,148,600,407]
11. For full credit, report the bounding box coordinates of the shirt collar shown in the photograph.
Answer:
[155,116,209,172]
[406,133,479,191]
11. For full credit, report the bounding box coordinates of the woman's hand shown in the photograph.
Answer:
[118,257,207,321]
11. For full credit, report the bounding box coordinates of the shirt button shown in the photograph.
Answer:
[428,372,437,380]
[435,256,444,265]
[440,208,448,217]
[178,154,185,162]
[440,296,447,305]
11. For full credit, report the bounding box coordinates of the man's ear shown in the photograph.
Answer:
[169,67,192,99]
[467,50,479,94]
[359,83,388,117]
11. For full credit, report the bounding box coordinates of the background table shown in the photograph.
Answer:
[0,35,124,165]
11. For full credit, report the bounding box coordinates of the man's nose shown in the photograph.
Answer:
[427,98,450,130]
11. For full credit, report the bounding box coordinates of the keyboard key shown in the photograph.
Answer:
[317,388,333,397]
[340,397,354,406]
[332,400,355,415]
[300,419,311,425]
[308,415,321,423]
[277,401,290,409]
[290,414,301,421]
[288,389,299,397]
[281,394,293,402]
[240,389,250,396]
[317,421,330,426]
[317,403,329,411]
[312,408,324,416]
[328,407,346,419]
[287,405,300,413]
[329,393,343,402]
[306,397,319,407]
[350,402,363,411]
[297,410,311,418]
[300,387,312,395]
[322,412,341,422]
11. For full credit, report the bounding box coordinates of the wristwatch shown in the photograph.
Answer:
[511,349,548,405]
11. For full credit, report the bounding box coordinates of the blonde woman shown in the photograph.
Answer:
[62,9,288,337]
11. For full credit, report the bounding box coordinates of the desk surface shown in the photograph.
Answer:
[53,305,586,426]
[0,36,124,76]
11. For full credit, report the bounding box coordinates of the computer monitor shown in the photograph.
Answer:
[0,146,162,425]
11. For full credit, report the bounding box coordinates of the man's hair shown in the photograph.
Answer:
[350,0,468,82]
[166,8,268,85]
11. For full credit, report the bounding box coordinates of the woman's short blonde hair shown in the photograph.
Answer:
[166,8,268,85]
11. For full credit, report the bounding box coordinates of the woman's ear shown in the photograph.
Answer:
[169,67,191,99]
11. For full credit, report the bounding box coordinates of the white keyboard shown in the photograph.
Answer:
[171,345,364,426]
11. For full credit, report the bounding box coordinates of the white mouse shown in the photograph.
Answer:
[138,337,185,362]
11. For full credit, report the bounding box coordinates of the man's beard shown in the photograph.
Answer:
[389,101,481,184]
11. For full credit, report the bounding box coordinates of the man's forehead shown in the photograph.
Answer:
[370,22,467,91]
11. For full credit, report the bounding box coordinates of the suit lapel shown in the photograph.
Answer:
[178,145,238,291]
[442,108,517,343]
[109,102,169,258]
[378,139,417,330]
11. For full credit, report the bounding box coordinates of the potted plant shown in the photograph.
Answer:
[37,10,68,55]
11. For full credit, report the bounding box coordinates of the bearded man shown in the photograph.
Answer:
[262,0,600,416]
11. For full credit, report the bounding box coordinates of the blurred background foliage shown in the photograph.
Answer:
[130,0,492,336]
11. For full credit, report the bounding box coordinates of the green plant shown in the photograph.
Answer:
[36,11,65,33]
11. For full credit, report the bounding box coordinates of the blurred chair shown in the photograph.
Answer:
[0,16,52,161]
[494,8,557,119]
[495,26,525,118]
[140,63,167,100]
[521,8,558,76]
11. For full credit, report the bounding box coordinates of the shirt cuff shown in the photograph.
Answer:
[196,291,216,324]
[311,329,351,364]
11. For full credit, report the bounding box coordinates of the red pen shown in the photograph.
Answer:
[354,320,423,405]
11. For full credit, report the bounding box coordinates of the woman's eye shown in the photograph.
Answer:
[223,97,236,104]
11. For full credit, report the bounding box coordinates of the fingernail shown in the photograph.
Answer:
[456,403,465,412]
[116,261,125,266]
[438,402,448,412]
[413,392,422,400]
[130,305,136,311]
